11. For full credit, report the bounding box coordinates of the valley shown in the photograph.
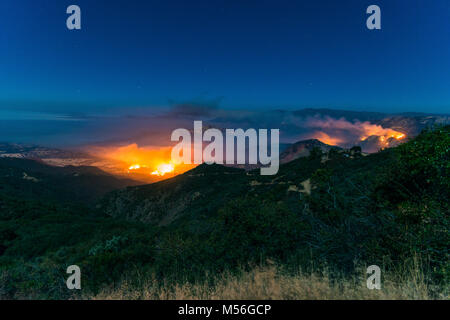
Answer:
[0,125,448,299]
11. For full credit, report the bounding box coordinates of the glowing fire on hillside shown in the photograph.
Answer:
[127,162,175,176]
[85,119,407,181]
[87,144,195,182]
[151,163,175,176]
[128,164,144,171]
[302,117,407,147]
[359,127,406,142]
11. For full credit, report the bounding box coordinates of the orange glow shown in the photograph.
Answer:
[128,164,142,170]
[313,132,343,146]
[304,118,406,147]
[151,163,175,176]
[358,124,406,141]
[304,117,407,145]
[86,143,196,182]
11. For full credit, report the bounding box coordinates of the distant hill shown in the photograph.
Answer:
[101,164,249,225]
[292,108,389,121]
[0,158,142,204]
[280,139,341,164]
[374,115,450,136]
[211,109,450,152]
[0,143,92,162]
[100,144,390,227]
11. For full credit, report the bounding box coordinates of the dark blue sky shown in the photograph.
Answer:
[0,0,449,117]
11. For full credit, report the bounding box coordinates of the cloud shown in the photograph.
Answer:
[166,98,223,118]
[1,102,406,153]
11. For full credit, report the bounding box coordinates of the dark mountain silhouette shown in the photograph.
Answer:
[280,139,341,164]
[0,158,142,204]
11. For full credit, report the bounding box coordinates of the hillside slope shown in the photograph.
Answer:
[0,158,142,204]
[101,141,392,227]
[0,126,448,299]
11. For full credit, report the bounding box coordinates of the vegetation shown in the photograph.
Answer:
[90,263,439,300]
[0,126,448,299]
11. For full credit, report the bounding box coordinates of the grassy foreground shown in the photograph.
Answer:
[89,264,448,300]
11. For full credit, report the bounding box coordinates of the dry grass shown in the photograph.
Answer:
[88,263,448,300]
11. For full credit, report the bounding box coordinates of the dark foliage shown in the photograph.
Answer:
[1,126,448,298]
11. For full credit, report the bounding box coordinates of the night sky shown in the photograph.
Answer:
[0,0,449,145]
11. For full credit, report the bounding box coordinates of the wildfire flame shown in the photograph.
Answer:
[86,143,195,182]
[360,129,406,141]
[151,163,175,176]
[303,117,407,147]
[312,132,344,146]
[128,162,174,176]
[84,118,407,182]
